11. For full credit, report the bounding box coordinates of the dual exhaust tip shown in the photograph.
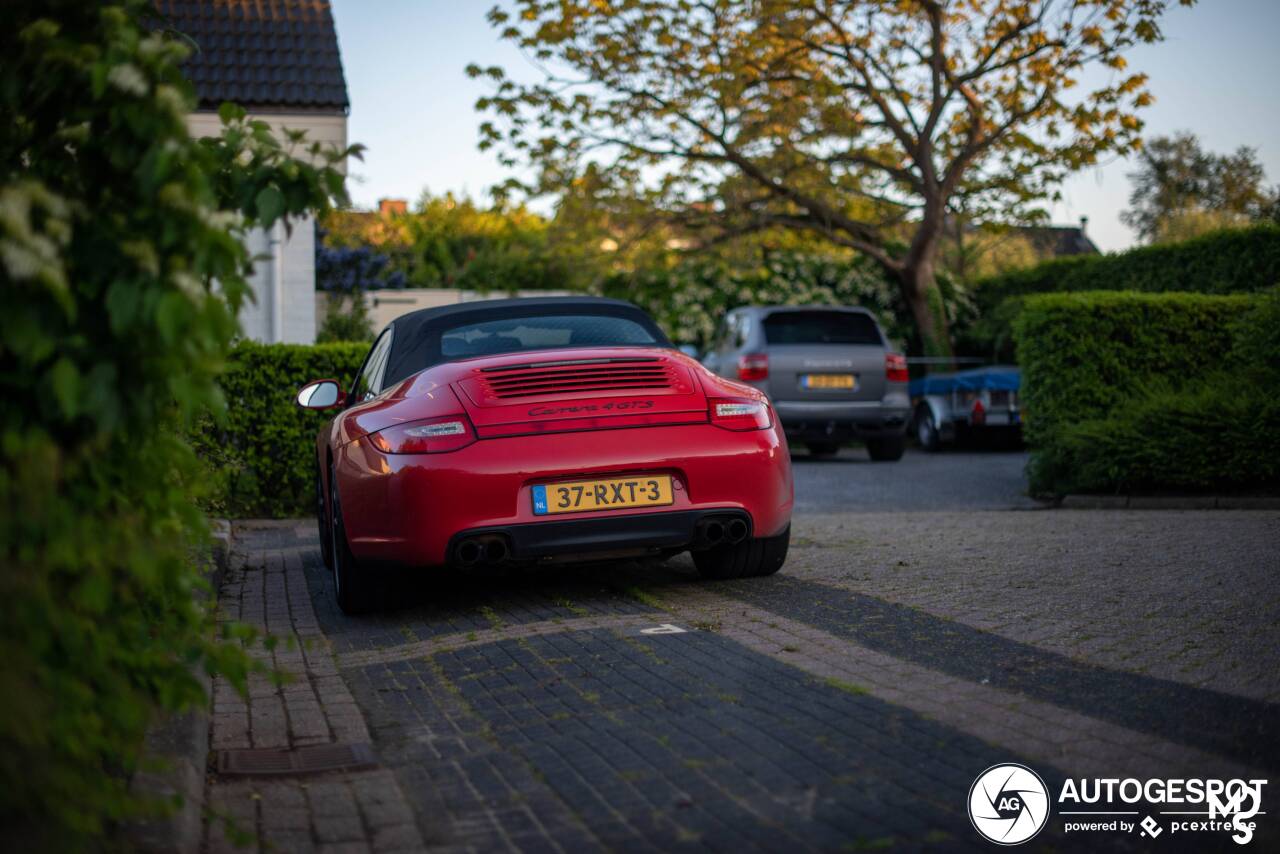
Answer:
[696,515,749,548]
[455,514,750,566]
[453,535,509,567]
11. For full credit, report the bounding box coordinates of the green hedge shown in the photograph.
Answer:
[962,225,1280,359]
[1014,290,1277,494]
[1048,384,1280,494]
[978,225,1280,303]
[197,342,367,518]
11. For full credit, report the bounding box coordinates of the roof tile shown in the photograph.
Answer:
[154,0,348,112]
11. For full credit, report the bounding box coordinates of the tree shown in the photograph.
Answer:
[1,1,353,841]
[1121,131,1279,243]
[473,0,1188,354]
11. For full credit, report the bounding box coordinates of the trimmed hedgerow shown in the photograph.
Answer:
[195,341,367,519]
[962,225,1280,359]
[1014,290,1277,494]
[979,225,1280,304]
[1047,383,1280,494]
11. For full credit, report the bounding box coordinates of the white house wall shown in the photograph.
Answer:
[237,219,317,344]
[188,110,347,344]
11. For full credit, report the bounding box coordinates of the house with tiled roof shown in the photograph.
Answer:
[1014,218,1101,257]
[156,0,350,343]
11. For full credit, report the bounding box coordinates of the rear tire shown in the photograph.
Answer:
[866,435,906,461]
[914,407,941,452]
[806,441,841,457]
[328,461,380,615]
[693,525,790,580]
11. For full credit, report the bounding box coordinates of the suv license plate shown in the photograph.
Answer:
[801,373,856,390]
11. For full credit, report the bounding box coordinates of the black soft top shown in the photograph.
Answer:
[381,296,672,387]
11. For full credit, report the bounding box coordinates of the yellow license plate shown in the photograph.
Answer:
[532,475,674,516]
[801,373,856,390]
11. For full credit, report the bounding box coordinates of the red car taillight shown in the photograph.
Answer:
[709,397,772,431]
[885,353,909,383]
[737,353,769,381]
[367,415,476,454]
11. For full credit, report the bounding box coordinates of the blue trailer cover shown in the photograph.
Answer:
[909,365,1020,397]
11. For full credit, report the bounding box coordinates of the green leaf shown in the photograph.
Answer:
[49,357,80,419]
[156,291,188,344]
[217,101,245,124]
[105,280,140,333]
[255,186,285,226]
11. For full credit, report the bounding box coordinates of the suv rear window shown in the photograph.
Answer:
[762,311,883,346]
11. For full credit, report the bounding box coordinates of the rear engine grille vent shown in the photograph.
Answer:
[480,359,676,400]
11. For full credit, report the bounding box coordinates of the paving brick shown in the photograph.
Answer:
[314,814,366,844]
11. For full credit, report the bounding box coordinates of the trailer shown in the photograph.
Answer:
[908,365,1021,451]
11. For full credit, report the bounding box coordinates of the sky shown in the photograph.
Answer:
[330,0,1280,253]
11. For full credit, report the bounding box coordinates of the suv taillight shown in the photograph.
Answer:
[737,353,769,381]
[885,353,909,383]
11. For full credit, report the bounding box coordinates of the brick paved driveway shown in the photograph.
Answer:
[206,503,1279,853]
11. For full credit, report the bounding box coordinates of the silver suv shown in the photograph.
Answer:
[702,306,911,460]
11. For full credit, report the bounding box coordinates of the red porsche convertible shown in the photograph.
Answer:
[297,297,793,613]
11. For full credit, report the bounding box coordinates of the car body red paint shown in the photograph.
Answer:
[314,345,792,566]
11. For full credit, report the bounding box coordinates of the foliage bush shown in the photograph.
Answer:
[323,193,586,292]
[1013,290,1273,494]
[196,342,368,518]
[0,1,350,843]
[316,297,377,343]
[962,225,1280,358]
[1047,383,1280,494]
[315,239,406,343]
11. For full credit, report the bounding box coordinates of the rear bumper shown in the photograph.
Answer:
[450,508,750,563]
[333,422,793,567]
[971,411,1021,427]
[775,398,910,442]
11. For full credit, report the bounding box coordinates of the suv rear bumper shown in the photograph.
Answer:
[775,399,910,442]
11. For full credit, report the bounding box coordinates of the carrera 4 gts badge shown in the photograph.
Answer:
[528,400,656,417]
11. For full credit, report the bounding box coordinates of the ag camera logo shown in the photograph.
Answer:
[969,764,1051,845]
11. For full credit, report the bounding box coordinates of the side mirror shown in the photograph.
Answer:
[296,379,343,410]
